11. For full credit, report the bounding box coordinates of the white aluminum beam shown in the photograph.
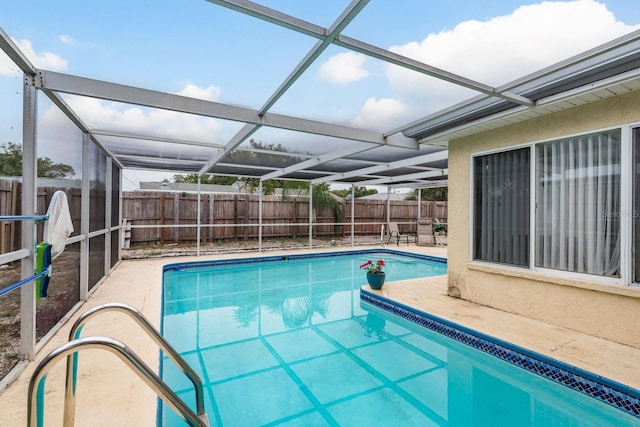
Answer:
[91,129,226,149]
[91,129,316,160]
[205,0,326,39]
[217,162,278,172]
[258,0,369,115]
[312,150,448,184]
[0,27,36,75]
[116,154,207,167]
[206,1,533,108]
[388,180,449,190]
[355,169,448,186]
[260,142,374,180]
[199,123,261,174]
[38,70,415,148]
[335,35,533,107]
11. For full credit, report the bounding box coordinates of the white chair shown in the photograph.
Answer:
[387,222,410,246]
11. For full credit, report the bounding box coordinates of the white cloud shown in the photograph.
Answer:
[175,83,221,102]
[59,95,223,142]
[354,0,640,129]
[351,97,409,130]
[389,0,636,88]
[318,51,370,85]
[14,38,67,71]
[58,35,75,45]
[0,38,68,76]
[37,94,228,183]
[39,82,225,143]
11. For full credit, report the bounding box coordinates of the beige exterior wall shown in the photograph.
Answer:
[447,90,640,348]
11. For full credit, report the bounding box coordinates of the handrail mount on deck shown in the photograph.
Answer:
[62,302,207,426]
[28,336,208,427]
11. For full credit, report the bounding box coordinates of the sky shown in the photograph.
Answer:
[1,0,640,190]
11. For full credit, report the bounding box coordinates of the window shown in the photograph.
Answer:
[535,130,621,277]
[473,148,530,266]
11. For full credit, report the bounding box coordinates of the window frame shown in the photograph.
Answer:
[471,145,531,267]
[471,124,640,287]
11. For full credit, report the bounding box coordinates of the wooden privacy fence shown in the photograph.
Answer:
[0,179,82,254]
[121,191,447,247]
[0,182,447,252]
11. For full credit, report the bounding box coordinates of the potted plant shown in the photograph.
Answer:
[433,221,448,246]
[360,259,386,290]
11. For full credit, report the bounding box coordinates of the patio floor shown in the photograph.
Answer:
[1,244,639,426]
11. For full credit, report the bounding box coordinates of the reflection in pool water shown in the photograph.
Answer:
[161,251,637,426]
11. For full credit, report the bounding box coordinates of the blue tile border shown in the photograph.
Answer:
[360,289,640,419]
[163,248,446,273]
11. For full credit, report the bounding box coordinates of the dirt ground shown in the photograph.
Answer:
[0,250,80,380]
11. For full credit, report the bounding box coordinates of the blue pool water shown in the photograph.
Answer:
[160,250,639,426]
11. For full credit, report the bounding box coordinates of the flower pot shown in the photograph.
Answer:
[366,272,385,290]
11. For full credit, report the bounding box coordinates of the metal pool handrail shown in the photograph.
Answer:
[62,303,206,426]
[28,336,208,427]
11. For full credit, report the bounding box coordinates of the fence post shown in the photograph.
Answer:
[233,194,238,242]
[173,193,179,243]
[208,194,216,243]
[292,197,297,238]
[10,180,19,251]
[243,195,249,241]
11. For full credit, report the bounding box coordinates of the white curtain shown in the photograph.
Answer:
[536,130,621,277]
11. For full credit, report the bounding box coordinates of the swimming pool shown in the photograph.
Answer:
[160,250,639,426]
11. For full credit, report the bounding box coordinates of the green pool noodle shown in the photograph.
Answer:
[35,242,52,300]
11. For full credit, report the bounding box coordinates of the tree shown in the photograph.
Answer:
[331,186,378,199]
[37,157,75,178]
[0,142,75,178]
[171,139,311,195]
[405,187,448,201]
[310,183,343,229]
[227,139,308,195]
[172,173,237,185]
[0,142,21,176]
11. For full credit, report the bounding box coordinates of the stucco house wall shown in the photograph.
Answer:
[447,90,640,348]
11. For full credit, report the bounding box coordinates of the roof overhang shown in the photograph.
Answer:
[402,29,640,146]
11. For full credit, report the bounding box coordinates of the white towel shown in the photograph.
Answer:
[43,191,74,259]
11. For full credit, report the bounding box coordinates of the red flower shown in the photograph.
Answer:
[359,260,372,269]
[360,259,385,274]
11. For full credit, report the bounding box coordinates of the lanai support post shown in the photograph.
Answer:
[20,80,37,360]
[105,158,112,272]
[386,186,391,233]
[197,176,201,256]
[350,184,355,247]
[258,181,263,252]
[308,183,313,249]
[80,133,89,301]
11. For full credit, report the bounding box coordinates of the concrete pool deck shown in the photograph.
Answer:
[1,244,639,425]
